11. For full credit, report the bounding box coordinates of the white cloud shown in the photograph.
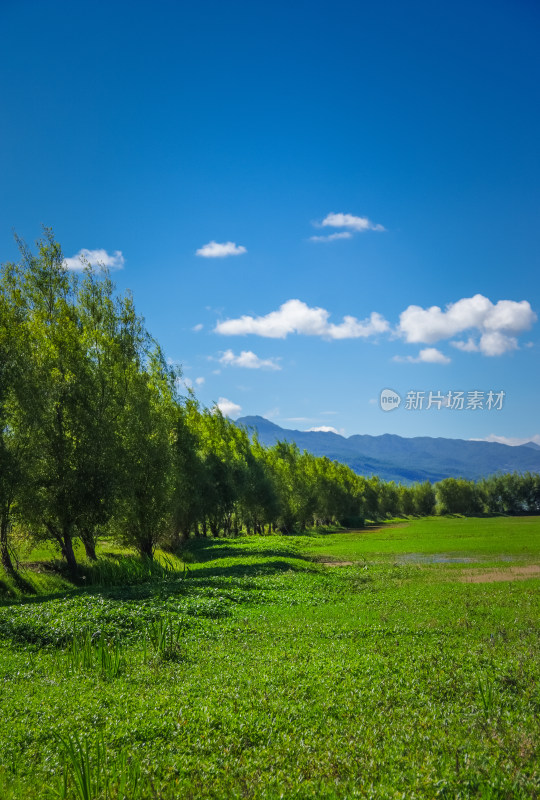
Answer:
[451,337,479,352]
[451,334,520,356]
[399,294,536,355]
[419,348,451,364]
[192,323,204,332]
[63,248,125,271]
[309,232,353,243]
[393,347,451,364]
[318,212,385,233]
[327,312,389,340]
[215,299,389,340]
[195,377,205,385]
[215,397,242,418]
[218,349,281,370]
[196,241,246,258]
[472,434,540,447]
[307,426,339,434]
[213,294,536,357]
[478,331,518,356]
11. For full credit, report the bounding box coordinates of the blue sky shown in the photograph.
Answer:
[2,0,539,442]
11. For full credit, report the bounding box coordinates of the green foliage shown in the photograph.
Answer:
[437,477,486,515]
[414,480,437,515]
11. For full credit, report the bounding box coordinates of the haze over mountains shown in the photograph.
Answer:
[236,416,540,484]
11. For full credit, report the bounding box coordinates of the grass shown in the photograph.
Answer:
[0,517,538,798]
[298,515,540,562]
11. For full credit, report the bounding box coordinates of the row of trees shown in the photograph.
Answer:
[1,232,539,572]
[366,473,540,519]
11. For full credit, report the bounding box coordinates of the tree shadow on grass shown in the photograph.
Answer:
[178,536,316,564]
[0,567,38,598]
[11,570,37,594]
[0,557,319,648]
[187,558,317,581]
[0,556,316,612]
[0,576,16,599]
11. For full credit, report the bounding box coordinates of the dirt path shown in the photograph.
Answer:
[458,565,540,583]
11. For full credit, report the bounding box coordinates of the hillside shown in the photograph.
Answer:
[236,416,540,483]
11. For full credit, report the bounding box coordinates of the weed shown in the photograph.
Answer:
[77,554,180,589]
[477,672,497,720]
[146,617,186,662]
[54,734,142,800]
[65,632,125,679]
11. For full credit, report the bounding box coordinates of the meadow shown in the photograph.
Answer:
[0,516,538,799]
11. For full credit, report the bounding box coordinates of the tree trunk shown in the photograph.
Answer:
[138,536,154,559]
[81,529,98,561]
[0,516,15,574]
[61,530,78,572]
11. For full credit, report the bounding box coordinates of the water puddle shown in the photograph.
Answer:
[396,553,519,565]
[397,553,478,564]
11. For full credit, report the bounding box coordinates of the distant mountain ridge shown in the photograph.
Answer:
[235,416,540,484]
[524,441,540,451]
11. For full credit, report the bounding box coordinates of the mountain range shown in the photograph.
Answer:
[235,416,540,484]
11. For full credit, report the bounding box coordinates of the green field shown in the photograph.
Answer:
[0,517,539,799]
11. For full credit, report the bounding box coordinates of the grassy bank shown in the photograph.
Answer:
[0,517,539,798]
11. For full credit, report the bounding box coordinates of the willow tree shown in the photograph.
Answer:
[170,397,206,543]
[0,262,27,573]
[112,330,177,558]
[8,232,91,570]
[72,267,136,559]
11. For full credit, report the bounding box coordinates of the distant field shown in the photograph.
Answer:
[299,515,540,562]
[0,517,539,798]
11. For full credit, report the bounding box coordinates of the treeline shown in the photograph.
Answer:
[1,233,539,572]
[370,473,540,518]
